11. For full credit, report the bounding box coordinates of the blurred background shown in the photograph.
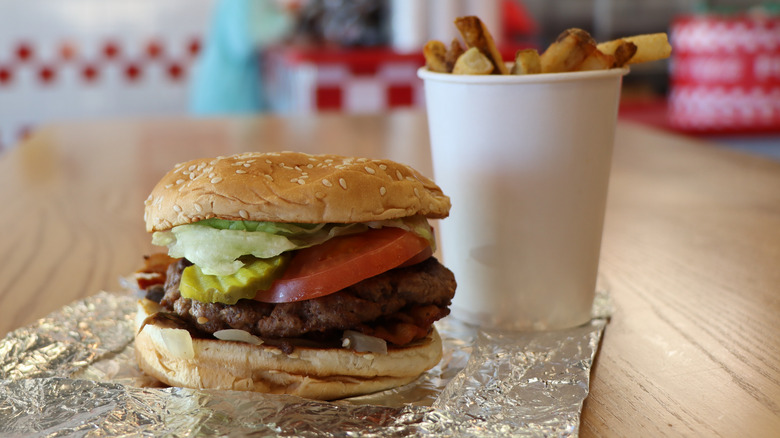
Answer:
[0,0,778,157]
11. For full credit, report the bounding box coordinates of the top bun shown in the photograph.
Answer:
[145,151,451,232]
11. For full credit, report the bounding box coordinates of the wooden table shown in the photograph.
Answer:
[1,112,779,436]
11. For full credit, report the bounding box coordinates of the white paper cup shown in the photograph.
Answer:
[418,67,628,331]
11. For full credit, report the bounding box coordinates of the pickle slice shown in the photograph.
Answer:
[180,255,289,304]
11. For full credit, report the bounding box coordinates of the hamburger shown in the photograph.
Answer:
[133,151,456,400]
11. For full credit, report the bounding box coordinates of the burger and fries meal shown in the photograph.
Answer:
[127,16,671,402]
[425,15,672,75]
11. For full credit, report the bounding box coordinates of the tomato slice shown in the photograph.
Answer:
[253,227,430,303]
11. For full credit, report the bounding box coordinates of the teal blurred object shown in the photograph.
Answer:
[190,0,292,115]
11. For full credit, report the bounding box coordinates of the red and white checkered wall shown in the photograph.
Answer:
[0,0,429,152]
[0,0,215,151]
[264,49,425,115]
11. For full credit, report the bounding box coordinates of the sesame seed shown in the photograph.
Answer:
[380,186,387,196]
[297,179,305,185]
[307,164,313,169]
[211,177,223,184]
[164,184,174,189]
[339,178,347,189]
[315,191,325,199]
[414,188,420,197]
[182,170,190,176]
[173,204,182,212]
[188,165,196,171]
[194,203,203,212]
[175,179,185,185]
[294,165,302,171]
[396,170,403,180]
[236,169,246,174]
[264,175,273,181]
[208,172,216,178]
[406,177,415,182]
[379,164,388,170]
[322,179,332,187]
[365,166,375,174]
[265,159,272,164]
[239,209,249,219]
[356,158,368,163]
[363,354,375,360]
[244,163,251,168]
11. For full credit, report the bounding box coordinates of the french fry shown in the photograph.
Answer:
[444,38,465,72]
[454,15,509,74]
[540,28,597,73]
[576,49,616,71]
[609,40,638,67]
[452,47,494,75]
[597,33,671,65]
[510,49,541,75]
[426,16,671,75]
[423,40,450,73]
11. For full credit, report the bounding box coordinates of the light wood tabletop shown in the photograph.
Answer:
[1,111,778,436]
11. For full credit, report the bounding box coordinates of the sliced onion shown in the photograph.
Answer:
[214,329,264,345]
[150,327,195,359]
[342,330,387,355]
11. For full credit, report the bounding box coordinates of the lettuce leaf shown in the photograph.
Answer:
[152,215,435,276]
[152,225,298,276]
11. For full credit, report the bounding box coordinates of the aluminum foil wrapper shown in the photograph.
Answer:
[0,290,610,436]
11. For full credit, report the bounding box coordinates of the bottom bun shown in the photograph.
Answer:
[134,301,443,400]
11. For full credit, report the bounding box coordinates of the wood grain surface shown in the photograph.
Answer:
[0,112,778,436]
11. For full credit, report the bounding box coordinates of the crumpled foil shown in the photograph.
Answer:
[0,290,610,437]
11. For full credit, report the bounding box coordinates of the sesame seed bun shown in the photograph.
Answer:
[144,151,451,232]
[134,300,443,400]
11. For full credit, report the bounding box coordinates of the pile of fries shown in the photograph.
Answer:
[424,16,672,75]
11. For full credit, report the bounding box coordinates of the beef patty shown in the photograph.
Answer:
[153,257,457,344]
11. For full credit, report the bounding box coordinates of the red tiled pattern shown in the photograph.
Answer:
[669,15,780,133]
[1,37,201,87]
[0,36,203,150]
